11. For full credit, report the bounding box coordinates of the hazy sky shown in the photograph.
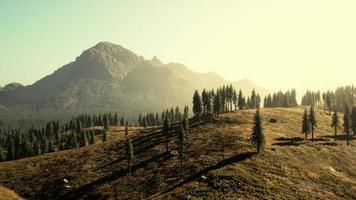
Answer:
[1,0,356,93]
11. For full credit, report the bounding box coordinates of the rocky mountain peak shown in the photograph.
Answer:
[72,42,144,80]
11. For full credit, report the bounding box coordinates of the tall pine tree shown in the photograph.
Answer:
[302,108,310,139]
[331,110,339,141]
[238,89,243,110]
[351,107,356,136]
[309,106,317,142]
[193,90,202,131]
[193,90,202,115]
[250,109,265,153]
[343,106,351,146]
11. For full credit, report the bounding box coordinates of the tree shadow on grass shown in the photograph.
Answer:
[272,137,308,146]
[152,151,256,199]
[311,137,330,142]
[57,151,172,200]
[321,135,355,141]
[319,142,338,146]
[274,137,304,142]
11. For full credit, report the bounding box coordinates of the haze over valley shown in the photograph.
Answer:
[0,1,355,200]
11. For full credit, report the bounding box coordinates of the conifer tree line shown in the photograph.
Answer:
[193,84,261,117]
[302,85,356,113]
[63,112,129,132]
[0,111,131,162]
[0,106,192,162]
[301,90,322,107]
[0,122,98,162]
[263,89,298,108]
[341,106,356,145]
[137,106,189,127]
[301,105,355,145]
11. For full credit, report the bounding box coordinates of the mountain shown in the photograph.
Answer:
[1,83,24,92]
[0,42,270,116]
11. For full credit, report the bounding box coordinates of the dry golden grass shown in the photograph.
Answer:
[0,106,355,200]
[0,186,23,200]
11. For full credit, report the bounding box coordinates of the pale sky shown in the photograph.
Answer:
[1,0,355,93]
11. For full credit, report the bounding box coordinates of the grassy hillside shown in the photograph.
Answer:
[0,107,355,200]
[0,186,23,200]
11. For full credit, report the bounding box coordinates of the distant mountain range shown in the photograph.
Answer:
[0,42,270,116]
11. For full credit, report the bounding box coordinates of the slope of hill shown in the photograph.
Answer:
[0,42,270,117]
[0,107,354,199]
[0,187,23,200]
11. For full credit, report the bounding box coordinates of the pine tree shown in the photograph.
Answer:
[114,113,119,126]
[33,142,41,156]
[104,115,110,131]
[7,140,14,160]
[238,89,243,110]
[143,118,147,129]
[76,118,82,133]
[163,119,170,152]
[103,131,107,142]
[213,93,221,116]
[241,97,246,110]
[263,96,268,108]
[0,148,4,162]
[325,93,332,114]
[120,117,125,126]
[193,90,202,116]
[291,89,298,106]
[89,130,96,145]
[48,139,55,153]
[251,89,257,109]
[72,133,79,148]
[193,90,202,131]
[302,108,310,139]
[80,131,88,147]
[178,124,186,179]
[309,106,317,142]
[232,89,238,110]
[247,97,252,109]
[46,122,54,138]
[331,110,339,141]
[184,106,189,119]
[125,124,129,136]
[351,107,356,136]
[256,94,261,109]
[343,106,351,146]
[41,138,48,154]
[250,109,265,153]
[201,89,208,115]
[126,137,134,175]
[23,140,32,157]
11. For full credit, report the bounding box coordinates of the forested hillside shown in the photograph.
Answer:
[0,107,354,199]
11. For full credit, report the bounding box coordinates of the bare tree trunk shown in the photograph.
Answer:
[347,133,349,146]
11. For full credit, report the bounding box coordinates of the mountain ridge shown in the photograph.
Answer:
[0,42,271,116]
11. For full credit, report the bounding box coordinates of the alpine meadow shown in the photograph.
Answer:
[0,1,355,200]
